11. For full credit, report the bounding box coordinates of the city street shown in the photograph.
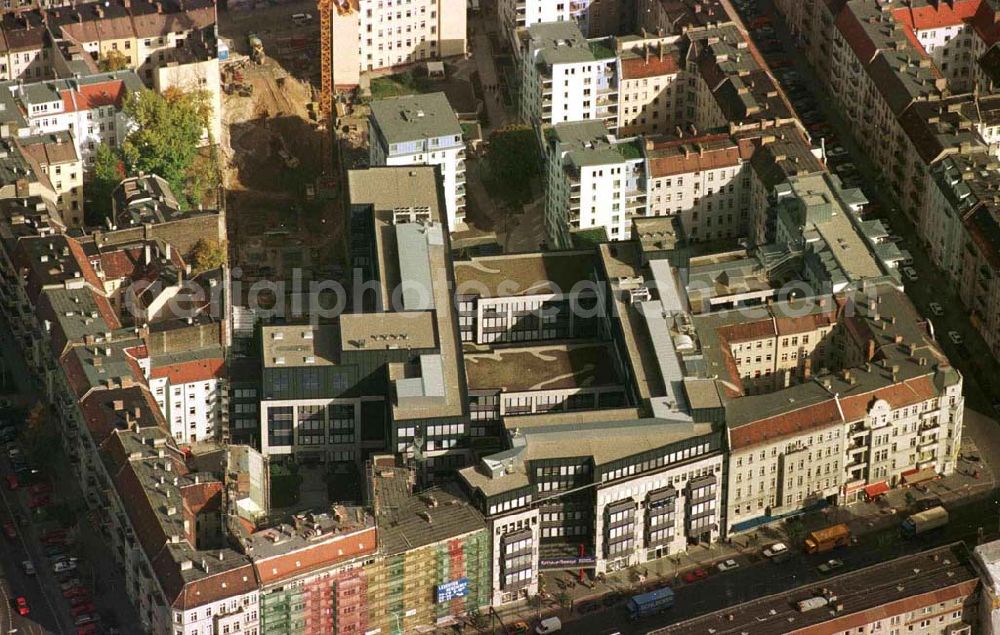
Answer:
[0,314,140,635]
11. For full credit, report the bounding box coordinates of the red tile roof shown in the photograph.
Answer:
[730,399,844,450]
[838,374,938,421]
[717,318,776,343]
[60,80,127,114]
[153,553,258,611]
[149,358,225,385]
[620,53,681,80]
[893,0,981,32]
[252,526,378,585]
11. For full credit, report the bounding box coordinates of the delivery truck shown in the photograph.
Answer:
[901,506,949,537]
[804,523,851,554]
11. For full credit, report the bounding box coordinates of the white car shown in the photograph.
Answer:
[763,542,789,558]
[21,560,35,576]
[716,558,740,572]
[52,560,76,574]
[291,12,313,24]
[928,302,944,316]
[948,331,964,345]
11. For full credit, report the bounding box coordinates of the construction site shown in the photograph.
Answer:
[219,1,346,294]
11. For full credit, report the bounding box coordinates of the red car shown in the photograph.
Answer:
[5,474,17,490]
[63,587,88,599]
[681,567,709,583]
[15,596,29,616]
[76,625,97,635]
[41,529,67,544]
[27,495,50,509]
[70,603,94,617]
[3,521,16,540]
[29,483,52,496]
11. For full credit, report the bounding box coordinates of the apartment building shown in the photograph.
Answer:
[519,22,618,132]
[644,132,755,241]
[248,510,377,635]
[922,153,1000,359]
[543,120,645,247]
[329,0,466,89]
[460,413,724,604]
[141,347,226,443]
[0,10,51,81]
[150,38,224,146]
[699,284,963,534]
[16,131,84,227]
[15,70,144,166]
[615,35,684,136]
[657,544,978,635]
[369,92,466,230]
[365,461,490,633]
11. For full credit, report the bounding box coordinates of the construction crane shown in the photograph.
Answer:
[317,0,347,182]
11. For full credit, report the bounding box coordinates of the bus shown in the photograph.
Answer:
[627,586,675,620]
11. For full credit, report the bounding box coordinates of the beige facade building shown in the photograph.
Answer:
[16,132,84,227]
[330,0,466,89]
[615,35,683,136]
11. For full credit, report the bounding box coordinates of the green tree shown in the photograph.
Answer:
[20,402,60,471]
[99,49,130,72]
[484,125,541,208]
[191,238,227,272]
[87,143,124,226]
[121,88,210,196]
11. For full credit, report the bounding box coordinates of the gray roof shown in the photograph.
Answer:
[525,21,596,66]
[369,92,462,146]
[371,466,484,555]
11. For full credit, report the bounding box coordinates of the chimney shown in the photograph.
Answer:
[803,358,812,381]
[866,339,876,362]
[112,399,124,411]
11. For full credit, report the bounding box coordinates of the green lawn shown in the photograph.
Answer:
[369,71,434,100]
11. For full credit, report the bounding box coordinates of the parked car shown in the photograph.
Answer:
[63,587,88,599]
[28,494,50,509]
[76,624,98,635]
[29,483,52,496]
[73,613,97,626]
[716,559,740,572]
[291,12,313,24]
[817,558,844,574]
[577,601,601,614]
[948,331,964,345]
[902,266,919,282]
[3,521,16,540]
[928,302,944,316]
[681,567,708,583]
[68,593,92,606]
[826,146,848,159]
[763,542,790,560]
[14,596,28,616]
[509,622,530,635]
[21,560,35,576]
[53,560,77,574]
[60,578,82,591]
[71,603,95,617]
[4,474,17,490]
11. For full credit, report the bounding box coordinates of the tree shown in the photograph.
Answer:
[20,402,60,471]
[87,143,124,226]
[99,50,130,72]
[483,125,541,208]
[121,88,210,196]
[191,239,227,272]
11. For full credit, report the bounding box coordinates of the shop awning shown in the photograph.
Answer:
[902,467,938,485]
[863,481,889,499]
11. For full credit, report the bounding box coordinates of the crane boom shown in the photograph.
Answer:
[318,0,334,178]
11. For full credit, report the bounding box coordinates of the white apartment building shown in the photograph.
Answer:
[149,355,226,444]
[0,11,52,82]
[644,133,755,242]
[15,70,144,167]
[369,92,466,230]
[544,120,646,247]
[330,0,467,88]
[519,21,618,132]
[499,0,571,52]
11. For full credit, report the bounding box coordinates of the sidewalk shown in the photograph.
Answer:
[476,443,996,633]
